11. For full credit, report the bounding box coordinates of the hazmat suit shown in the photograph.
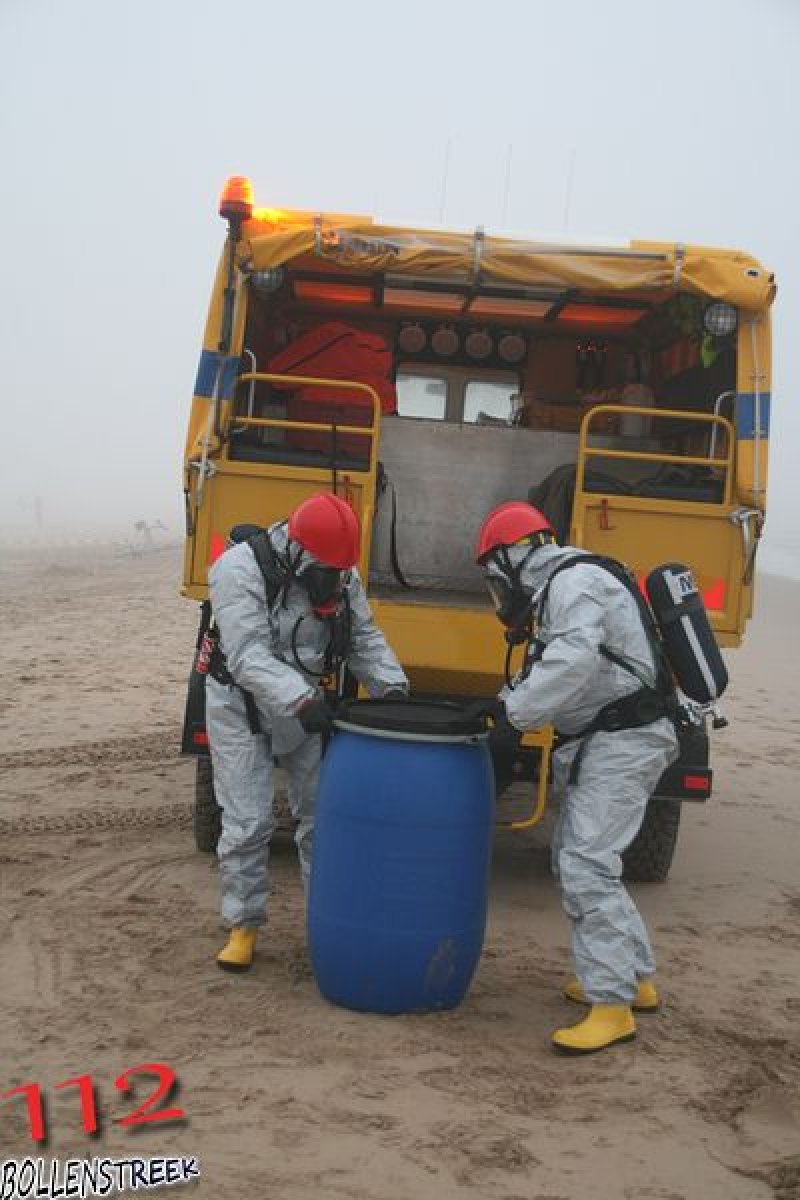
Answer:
[497,541,679,1010]
[207,521,408,938]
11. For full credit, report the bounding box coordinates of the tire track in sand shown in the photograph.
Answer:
[0,731,182,773]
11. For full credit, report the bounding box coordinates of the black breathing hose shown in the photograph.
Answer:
[504,641,515,688]
[503,624,534,689]
[289,594,353,681]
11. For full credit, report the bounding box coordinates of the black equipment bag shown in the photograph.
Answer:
[645,563,728,705]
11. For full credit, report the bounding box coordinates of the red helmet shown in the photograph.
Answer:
[475,502,554,564]
[288,492,361,569]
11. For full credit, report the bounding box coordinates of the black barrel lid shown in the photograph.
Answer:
[334,698,487,738]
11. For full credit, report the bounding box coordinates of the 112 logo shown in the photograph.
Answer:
[1,1064,186,1142]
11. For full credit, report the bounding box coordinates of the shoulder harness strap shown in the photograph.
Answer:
[536,553,673,698]
[247,529,288,607]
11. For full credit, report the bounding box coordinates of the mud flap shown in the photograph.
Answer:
[181,660,209,756]
[654,722,711,800]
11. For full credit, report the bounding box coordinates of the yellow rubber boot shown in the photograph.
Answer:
[564,977,660,1012]
[216,928,257,972]
[552,1004,636,1054]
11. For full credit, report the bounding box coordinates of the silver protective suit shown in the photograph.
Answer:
[207,523,407,928]
[499,543,679,1004]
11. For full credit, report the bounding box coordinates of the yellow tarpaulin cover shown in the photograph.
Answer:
[237,212,775,312]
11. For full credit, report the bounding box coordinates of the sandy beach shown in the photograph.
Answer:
[0,542,798,1199]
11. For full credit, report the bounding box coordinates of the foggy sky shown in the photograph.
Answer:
[1,0,797,571]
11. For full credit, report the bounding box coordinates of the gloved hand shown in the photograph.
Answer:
[381,687,409,700]
[296,692,333,735]
[488,713,521,754]
[466,697,507,723]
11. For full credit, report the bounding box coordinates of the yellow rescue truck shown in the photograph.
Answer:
[181,175,774,880]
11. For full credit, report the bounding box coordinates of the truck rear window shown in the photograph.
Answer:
[396,373,448,420]
[463,380,517,425]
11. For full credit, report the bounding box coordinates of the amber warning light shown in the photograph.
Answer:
[219,175,254,222]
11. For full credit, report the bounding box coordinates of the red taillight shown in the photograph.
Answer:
[684,773,710,792]
[192,731,209,747]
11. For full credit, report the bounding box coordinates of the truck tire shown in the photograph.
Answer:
[194,757,222,854]
[622,796,682,883]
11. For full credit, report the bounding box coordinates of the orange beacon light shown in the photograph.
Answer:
[218,176,254,222]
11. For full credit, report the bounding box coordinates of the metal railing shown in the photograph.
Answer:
[232,371,382,477]
[575,404,736,508]
[216,372,383,581]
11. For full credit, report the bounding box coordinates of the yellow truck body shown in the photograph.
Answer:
[180,180,774,863]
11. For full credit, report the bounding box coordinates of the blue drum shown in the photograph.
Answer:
[308,699,495,1014]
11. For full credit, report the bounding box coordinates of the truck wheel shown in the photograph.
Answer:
[622,796,682,883]
[194,757,222,853]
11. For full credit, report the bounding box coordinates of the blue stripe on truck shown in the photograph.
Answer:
[736,392,771,439]
[193,350,241,400]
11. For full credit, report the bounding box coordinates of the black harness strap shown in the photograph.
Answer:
[534,553,677,741]
[206,638,262,735]
[247,528,287,606]
[241,690,263,735]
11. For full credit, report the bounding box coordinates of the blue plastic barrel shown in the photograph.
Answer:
[308,699,495,1014]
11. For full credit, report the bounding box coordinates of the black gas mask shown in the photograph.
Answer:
[296,562,347,617]
[284,541,347,617]
[483,544,538,636]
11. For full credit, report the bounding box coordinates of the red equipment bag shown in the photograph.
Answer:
[267,322,396,458]
[267,321,396,412]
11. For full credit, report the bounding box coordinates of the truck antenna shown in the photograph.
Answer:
[563,146,577,232]
[438,138,452,223]
[502,144,513,226]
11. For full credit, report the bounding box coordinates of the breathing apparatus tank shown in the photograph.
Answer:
[645,563,728,705]
[516,552,728,735]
